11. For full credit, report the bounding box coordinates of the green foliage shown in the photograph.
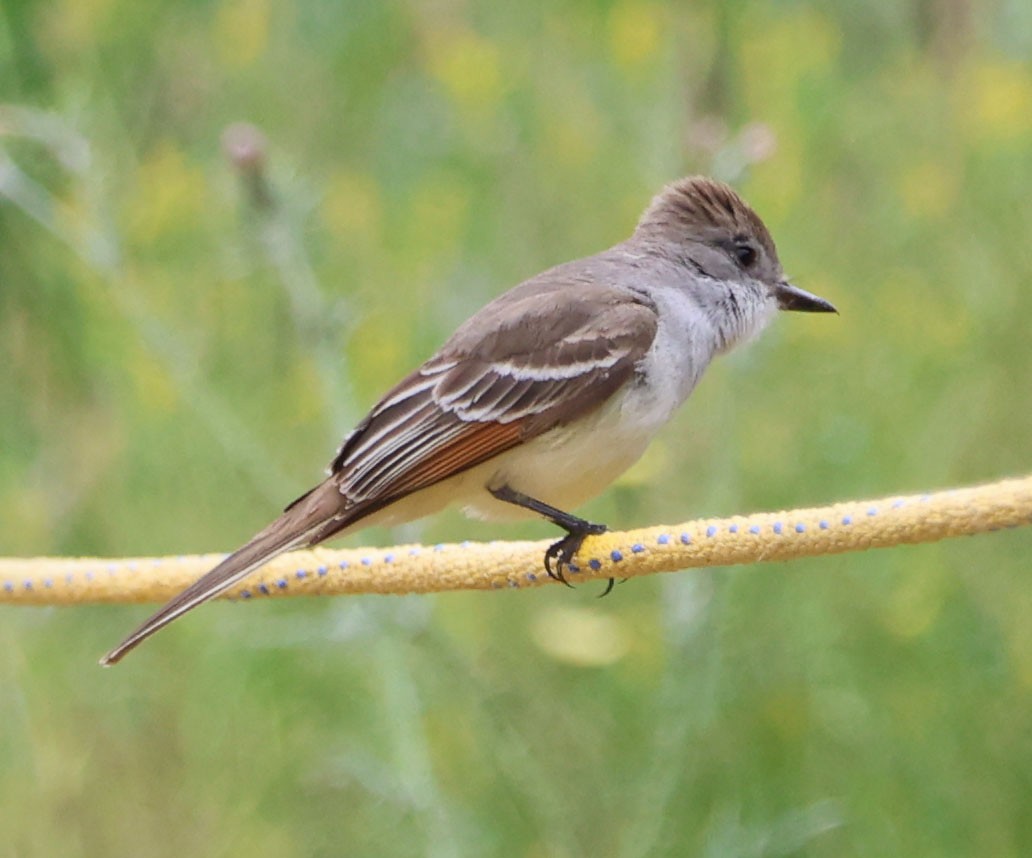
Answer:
[2,1,1032,855]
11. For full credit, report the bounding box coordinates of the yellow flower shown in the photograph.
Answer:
[608,1,661,72]
[955,60,1032,143]
[425,29,504,110]
[215,0,270,69]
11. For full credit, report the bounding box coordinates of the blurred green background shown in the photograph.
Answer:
[2,0,1032,855]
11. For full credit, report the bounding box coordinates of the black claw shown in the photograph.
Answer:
[543,522,606,587]
[544,538,576,587]
[597,576,628,598]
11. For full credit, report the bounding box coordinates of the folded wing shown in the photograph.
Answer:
[328,281,659,509]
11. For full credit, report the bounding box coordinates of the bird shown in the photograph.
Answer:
[101,175,836,665]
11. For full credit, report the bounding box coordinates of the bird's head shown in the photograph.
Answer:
[635,176,837,316]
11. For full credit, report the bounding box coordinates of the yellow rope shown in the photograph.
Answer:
[2,474,1030,607]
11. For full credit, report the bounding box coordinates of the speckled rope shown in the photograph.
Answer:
[2,474,1030,606]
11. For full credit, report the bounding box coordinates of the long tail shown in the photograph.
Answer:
[100,480,348,666]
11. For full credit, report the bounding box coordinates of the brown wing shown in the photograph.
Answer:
[328,281,659,506]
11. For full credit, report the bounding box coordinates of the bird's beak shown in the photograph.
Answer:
[774,281,838,313]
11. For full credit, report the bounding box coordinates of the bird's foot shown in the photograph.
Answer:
[486,484,610,591]
[544,521,607,587]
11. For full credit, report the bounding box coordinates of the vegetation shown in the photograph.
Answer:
[2,1,1031,854]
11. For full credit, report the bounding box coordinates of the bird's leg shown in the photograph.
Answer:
[489,484,608,588]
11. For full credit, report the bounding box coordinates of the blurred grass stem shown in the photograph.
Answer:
[0,125,293,503]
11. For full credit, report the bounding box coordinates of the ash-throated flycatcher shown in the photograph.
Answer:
[102,176,835,665]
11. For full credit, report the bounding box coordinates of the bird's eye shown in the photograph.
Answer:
[734,243,757,268]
